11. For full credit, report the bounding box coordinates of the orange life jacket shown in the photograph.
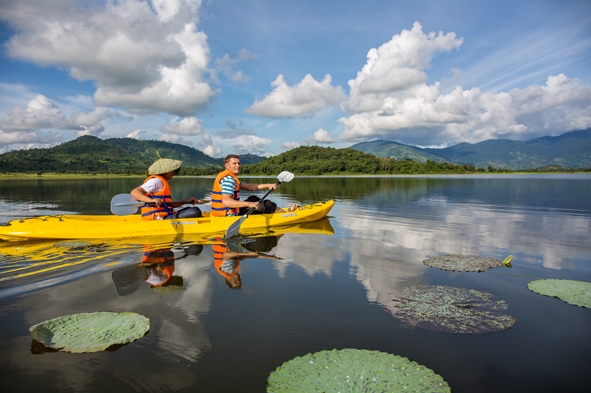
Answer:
[140,175,173,220]
[211,169,240,217]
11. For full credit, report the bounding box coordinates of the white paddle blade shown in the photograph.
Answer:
[110,193,141,216]
[277,171,294,183]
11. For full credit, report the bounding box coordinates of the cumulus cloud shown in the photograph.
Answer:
[0,95,64,132]
[246,74,345,118]
[282,141,301,149]
[1,0,214,117]
[127,130,143,139]
[226,135,272,156]
[304,128,334,144]
[161,116,205,136]
[338,22,591,146]
[0,94,116,143]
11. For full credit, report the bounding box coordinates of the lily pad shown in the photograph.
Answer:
[527,279,591,308]
[387,285,517,334]
[424,254,511,272]
[29,312,150,353]
[267,348,450,392]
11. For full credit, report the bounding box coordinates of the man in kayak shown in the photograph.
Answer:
[211,154,296,217]
[131,156,205,220]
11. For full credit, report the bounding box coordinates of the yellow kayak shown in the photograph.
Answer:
[0,200,334,241]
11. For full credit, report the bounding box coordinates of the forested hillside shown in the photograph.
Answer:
[241,145,490,175]
[0,136,224,175]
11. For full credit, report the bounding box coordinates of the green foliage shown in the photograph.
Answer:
[241,146,489,175]
[267,348,451,392]
[528,279,591,308]
[29,311,150,353]
[0,135,223,175]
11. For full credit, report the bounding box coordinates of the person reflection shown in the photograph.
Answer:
[140,244,204,291]
[212,235,281,290]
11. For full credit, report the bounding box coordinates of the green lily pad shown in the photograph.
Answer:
[267,348,450,392]
[527,279,591,308]
[387,285,517,334]
[29,312,150,353]
[424,254,510,272]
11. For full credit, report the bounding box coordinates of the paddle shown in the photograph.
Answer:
[225,171,295,239]
[110,193,210,216]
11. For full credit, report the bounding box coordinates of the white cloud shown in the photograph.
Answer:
[161,116,205,136]
[304,128,334,144]
[0,95,64,132]
[1,0,214,117]
[227,135,272,156]
[127,130,143,139]
[0,94,115,143]
[0,130,62,147]
[246,74,345,118]
[338,22,591,146]
[202,144,220,157]
[282,141,301,149]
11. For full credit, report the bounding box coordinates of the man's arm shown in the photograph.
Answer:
[239,182,277,192]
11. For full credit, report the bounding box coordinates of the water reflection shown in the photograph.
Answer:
[112,244,204,297]
[213,236,281,290]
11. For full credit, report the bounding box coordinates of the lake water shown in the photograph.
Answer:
[0,175,590,392]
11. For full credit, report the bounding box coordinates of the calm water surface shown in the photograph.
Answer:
[0,175,590,393]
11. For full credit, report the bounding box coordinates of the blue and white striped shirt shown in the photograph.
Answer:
[220,175,239,195]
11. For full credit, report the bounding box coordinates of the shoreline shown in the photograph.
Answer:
[1,171,589,180]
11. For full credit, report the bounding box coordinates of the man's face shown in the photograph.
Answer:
[225,158,241,174]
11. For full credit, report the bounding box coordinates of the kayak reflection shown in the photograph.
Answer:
[213,236,281,290]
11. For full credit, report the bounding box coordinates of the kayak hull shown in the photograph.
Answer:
[0,200,334,241]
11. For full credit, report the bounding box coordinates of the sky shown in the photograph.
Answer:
[0,0,590,158]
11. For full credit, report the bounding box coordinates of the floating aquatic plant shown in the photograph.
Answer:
[267,348,450,393]
[29,312,150,353]
[423,254,512,272]
[387,285,517,334]
[528,279,591,308]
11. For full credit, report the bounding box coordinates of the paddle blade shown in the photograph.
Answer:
[225,215,247,239]
[110,194,140,216]
[277,171,294,183]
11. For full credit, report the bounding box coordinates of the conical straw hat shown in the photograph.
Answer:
[147,152,182,175]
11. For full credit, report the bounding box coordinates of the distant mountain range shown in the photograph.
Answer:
[0,129,589,174]
[350,129,591,170]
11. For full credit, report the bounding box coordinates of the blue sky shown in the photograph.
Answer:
[0,0,590,157]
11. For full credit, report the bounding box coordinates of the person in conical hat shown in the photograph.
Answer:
[131,152,207,220]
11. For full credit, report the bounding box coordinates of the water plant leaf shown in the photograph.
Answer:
[387,285,517,334]
[29,312,150,353]
[423,254,509,272]
[267,348,450,392]
[527,279,591,308]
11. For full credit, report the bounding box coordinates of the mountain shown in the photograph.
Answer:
[350,129,591,170]
[0,136,264,174]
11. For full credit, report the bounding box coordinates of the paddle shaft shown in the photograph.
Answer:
[225,180,280,239]
[114,200,209,208]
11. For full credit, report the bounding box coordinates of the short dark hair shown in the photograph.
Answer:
[224,154,240,164]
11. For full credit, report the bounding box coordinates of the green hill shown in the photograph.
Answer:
[0,136,226,174]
